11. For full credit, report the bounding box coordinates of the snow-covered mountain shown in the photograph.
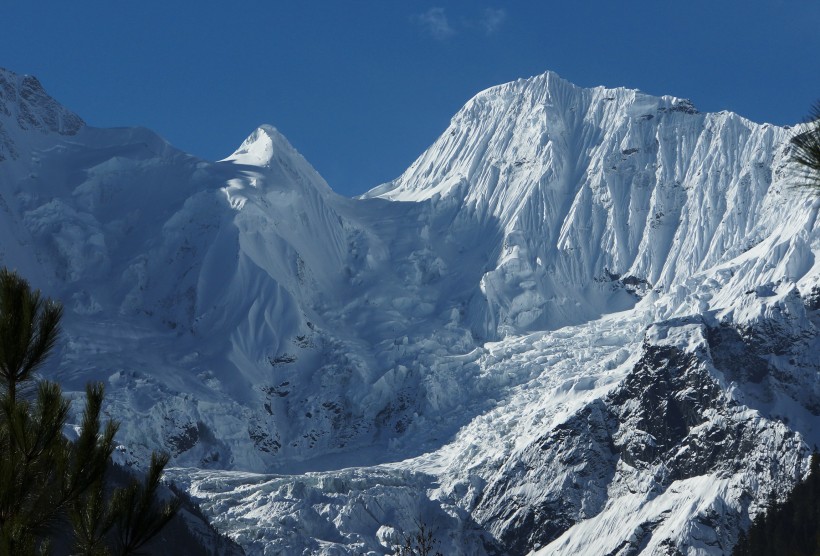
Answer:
[0,66,817,555]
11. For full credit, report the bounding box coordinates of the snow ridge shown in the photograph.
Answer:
[369,70,796,337]
[0,67,84,161]
[0,68,817,555]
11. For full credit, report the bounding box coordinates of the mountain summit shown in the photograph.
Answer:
[0,67,84,162]
[369,70,797,335]
[223,124,333,197]
[0,67,817,555]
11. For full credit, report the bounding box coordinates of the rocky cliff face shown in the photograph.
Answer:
[0,68,83,161]
[0,66,817,554]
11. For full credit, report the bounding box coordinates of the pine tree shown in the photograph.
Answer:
[0,269,179,555]
[0,268,62,404]
[107,452,179,555]
[791,101,820,190]
[393,520,444,556]
[732,453,820,556]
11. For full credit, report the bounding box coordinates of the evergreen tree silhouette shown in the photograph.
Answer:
[0,269,179,555]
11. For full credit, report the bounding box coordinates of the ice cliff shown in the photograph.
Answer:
[0,66,817,555]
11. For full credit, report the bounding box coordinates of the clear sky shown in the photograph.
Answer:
[4,1,820,197]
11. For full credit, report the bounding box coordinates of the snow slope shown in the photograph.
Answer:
[367,72,800,337]
[1,66,818,554]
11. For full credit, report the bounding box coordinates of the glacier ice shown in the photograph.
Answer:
[0,66,818,554]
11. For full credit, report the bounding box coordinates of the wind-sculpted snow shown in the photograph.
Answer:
[0,67,818,554]
[369,71,796,337]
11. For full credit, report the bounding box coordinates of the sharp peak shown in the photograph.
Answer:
[468,69,699,113]
[484,69,612,94]
[224,124,297,166]
[0,66,67,109]
[222,124,334,194]
[0,67,85,138]
[471,70,577,100]
[0,66,43,86]
[246,123,287,142]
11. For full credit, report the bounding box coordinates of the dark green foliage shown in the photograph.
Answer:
[108,452,181,555]
[791,101,820,190]
[393,520,444,556]
[0,381,73,553]
[0,268,62,403]
[69,384,119,556]
[732,453,820,556]
[160,483,246,556]
[0,269,179,555]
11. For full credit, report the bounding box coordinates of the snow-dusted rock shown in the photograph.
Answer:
[0,66,817,554]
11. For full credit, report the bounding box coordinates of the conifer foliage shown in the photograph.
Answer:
[732,453,820,556]
[0,269,178,555]
[393,521,444,556]
[791,101,820,190]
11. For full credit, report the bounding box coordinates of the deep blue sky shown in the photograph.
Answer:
[4,1,820,196]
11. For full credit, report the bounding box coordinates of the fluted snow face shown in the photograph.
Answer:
[370,72,797,335]
[0,67,818,555]
[0,70,360,471]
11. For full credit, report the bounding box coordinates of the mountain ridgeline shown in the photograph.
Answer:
[0,66,818,554]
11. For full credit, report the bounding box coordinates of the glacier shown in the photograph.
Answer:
[0,66,818,555]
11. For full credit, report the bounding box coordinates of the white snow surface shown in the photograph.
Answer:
[0,66,818,555]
